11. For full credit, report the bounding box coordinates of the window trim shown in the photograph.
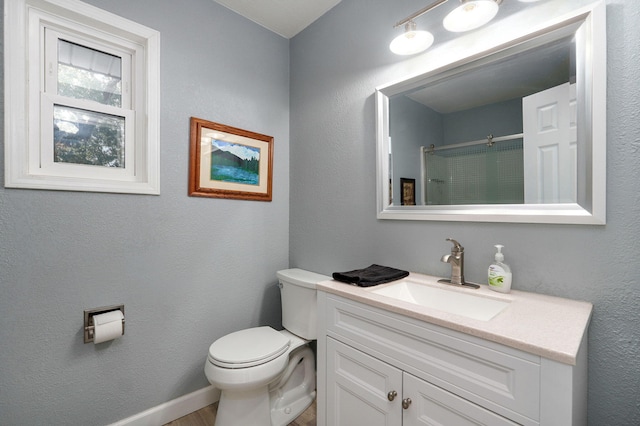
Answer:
[4,0,160,194]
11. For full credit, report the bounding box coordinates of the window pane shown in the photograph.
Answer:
[54,105,125,168]
[57,39,122,107]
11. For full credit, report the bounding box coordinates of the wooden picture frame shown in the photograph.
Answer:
[189,117,273,201]
[401,178,416,206]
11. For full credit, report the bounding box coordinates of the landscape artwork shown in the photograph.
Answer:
[210,140,260,186]
[189,117,273,201]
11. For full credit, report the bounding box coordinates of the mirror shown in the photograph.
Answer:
[376,2,606,224]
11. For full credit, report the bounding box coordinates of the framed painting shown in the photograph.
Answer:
[400,178,416,206]
[189,117,273,201]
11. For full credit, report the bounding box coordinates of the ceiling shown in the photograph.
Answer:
[212,0,342,39]
[407,36,573,114]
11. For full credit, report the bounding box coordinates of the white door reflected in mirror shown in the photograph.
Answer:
[523,83,577,204]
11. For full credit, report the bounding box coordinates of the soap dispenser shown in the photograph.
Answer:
[488,245,512,293]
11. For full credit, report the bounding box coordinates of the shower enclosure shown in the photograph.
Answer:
[421,133,524,205]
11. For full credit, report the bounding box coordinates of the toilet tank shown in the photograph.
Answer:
[277,268,330,340]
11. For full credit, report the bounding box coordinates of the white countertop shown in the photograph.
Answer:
[317,272,592,365]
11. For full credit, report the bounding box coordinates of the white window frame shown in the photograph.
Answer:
[5,0,160,194]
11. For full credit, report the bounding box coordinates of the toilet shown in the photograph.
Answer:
[204,268,329,426]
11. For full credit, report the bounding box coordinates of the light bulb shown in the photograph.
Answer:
[443,0,499,33]
[389,21,434,55]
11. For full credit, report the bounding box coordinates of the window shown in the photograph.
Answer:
[5,0,160,194]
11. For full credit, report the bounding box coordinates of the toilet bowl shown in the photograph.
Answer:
[204,269,329,426]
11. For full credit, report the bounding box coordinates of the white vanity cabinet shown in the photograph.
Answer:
[317,290,589,426]
[327,337,520,426]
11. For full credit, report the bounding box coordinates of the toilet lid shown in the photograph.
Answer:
[208,326,290,368]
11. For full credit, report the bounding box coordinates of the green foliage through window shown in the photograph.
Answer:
[54,106,125,167]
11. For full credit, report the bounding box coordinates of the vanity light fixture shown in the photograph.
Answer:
[389,21,435,55]
[390,0,502,55]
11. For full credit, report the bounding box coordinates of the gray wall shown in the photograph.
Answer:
[0,0,290,424]
[290,1,640,425]
[442,97,523,144]
[390,96,441,205]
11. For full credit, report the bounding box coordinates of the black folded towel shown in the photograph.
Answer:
[332,264,410,287]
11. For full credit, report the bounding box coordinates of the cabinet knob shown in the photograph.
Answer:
[387,390,397,401]
[402,398,412,409]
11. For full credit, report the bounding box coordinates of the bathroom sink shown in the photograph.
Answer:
[371,279,510,321]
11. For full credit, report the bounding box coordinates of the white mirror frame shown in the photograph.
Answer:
[376,2,606,225]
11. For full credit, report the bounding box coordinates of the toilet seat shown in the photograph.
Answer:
[208,326,290,369]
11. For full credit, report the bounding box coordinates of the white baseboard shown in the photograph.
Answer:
[109,385,220,426]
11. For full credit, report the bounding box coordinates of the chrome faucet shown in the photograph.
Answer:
[439,238,479,289]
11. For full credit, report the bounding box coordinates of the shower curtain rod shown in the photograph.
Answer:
[423,132,524,154]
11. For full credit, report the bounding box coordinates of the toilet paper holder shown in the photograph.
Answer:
[84,304,125,343]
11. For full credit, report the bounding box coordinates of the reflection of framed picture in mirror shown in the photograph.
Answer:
[400,178,415,206]
[189,117,273,201]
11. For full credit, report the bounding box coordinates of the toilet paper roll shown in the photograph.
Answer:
[93,310,124,344]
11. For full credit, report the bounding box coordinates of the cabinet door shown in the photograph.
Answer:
[403,373,520,426]
[326,337,402,426]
